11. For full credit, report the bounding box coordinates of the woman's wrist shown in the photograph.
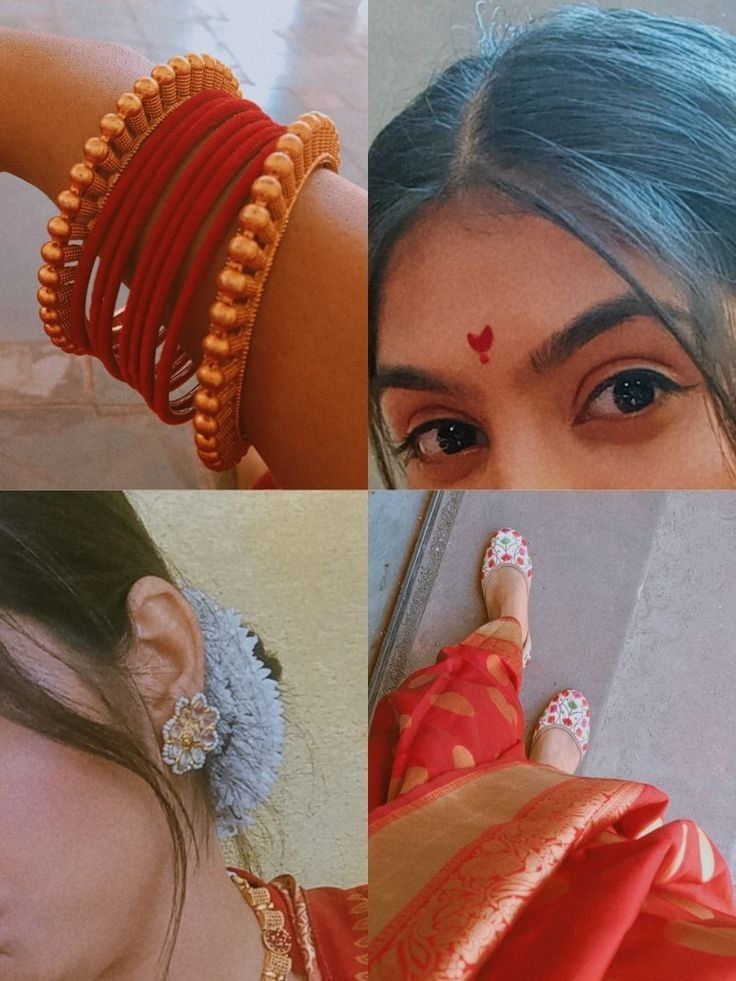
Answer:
[241,168,367,488]
[176,166,367,488]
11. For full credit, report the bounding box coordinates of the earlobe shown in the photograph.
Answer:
[126,576,205,720]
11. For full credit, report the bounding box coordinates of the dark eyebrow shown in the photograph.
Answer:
[530,294,688,373]
[373,295,690,397]
[371,366,478,399]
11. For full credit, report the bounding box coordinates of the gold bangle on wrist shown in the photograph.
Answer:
[193,111,340,472]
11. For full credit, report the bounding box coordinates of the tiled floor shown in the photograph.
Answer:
[1,0,366,488]
[370,491,736,877]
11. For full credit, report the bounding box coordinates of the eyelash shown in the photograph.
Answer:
[394,417,486,464]
[576,367,691,422]
[394,368,694,466]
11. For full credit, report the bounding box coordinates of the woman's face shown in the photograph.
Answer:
[375,196,734,488]
[0,623,176,981]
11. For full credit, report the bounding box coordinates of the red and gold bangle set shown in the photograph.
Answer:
[37,53,340,471]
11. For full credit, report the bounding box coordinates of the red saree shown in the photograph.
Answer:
[369,618,736,979]
[230,869,367,979]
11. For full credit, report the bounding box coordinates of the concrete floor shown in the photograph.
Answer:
[1,0,366,488]
[368,490,429,668]
[369,491,736,877]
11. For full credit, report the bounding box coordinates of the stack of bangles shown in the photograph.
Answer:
[36,53,340,471]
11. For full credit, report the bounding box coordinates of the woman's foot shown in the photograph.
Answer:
[529,727,583,774]
[481,529,532,662]
[529,689,591,775]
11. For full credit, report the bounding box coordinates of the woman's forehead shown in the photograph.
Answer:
[378,197,683,361]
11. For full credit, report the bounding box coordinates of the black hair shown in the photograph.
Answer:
[0,491,279,976]
[369,5,736,485]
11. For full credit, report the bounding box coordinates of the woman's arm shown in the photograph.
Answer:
[0,29,367,489]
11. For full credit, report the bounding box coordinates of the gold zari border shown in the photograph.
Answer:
[370,762,643,979]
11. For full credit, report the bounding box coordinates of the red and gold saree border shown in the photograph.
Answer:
[370,761,644,979]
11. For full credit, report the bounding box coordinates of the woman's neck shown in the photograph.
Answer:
[112,830,266,981]
[164,838,263,981]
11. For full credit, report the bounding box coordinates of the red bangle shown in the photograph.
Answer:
[77,91,243,368]
[69,85,284,422]
[69,89,230,356]
[153,135,283,423]
[115,102,267,383]
[149,128,283,420]
[126,115,281,409]
[120,106,268,385]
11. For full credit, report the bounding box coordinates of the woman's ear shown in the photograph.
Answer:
[125,577,204,724]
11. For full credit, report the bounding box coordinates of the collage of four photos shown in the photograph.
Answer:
[1,0,736,978]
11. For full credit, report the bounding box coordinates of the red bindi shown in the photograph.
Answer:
[467,324,494,364]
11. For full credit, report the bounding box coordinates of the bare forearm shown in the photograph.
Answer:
[245,171,367,489]
[0,29,152,196]
[184,169,368,489]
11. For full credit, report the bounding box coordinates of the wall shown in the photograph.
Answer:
[129,490,366,888]
[370,0,736,138]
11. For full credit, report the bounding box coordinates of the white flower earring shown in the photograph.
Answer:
[162,692,220,776]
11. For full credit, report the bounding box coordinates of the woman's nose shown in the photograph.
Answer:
[488,426,580,489]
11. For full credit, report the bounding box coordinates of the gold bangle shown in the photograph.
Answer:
[37,54,240,353]
[229,872,293,980]
[193,111,340,471]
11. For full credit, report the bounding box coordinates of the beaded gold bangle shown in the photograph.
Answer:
[37,54,241,353]
[228,872,293,980]
[192,111,340,471]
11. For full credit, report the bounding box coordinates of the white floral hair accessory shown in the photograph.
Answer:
[182,588,285,840]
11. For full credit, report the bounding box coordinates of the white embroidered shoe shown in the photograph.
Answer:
[531,689,592,760]
[480,528,533,668]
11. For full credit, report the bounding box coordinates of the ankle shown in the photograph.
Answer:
[498,596,526,623]
[530,730,581,775]
[497,595,528,643]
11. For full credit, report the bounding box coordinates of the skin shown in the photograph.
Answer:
[376,193,736,489]
[0,579,301,981]
[0,29,366,489]
[482,564,581,775]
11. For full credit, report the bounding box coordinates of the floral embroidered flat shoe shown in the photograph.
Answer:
[481,528,533,667]
[530,689,592,760]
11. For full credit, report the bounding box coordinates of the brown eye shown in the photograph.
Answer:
[578,369,687,423]
[398,418,487,461]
